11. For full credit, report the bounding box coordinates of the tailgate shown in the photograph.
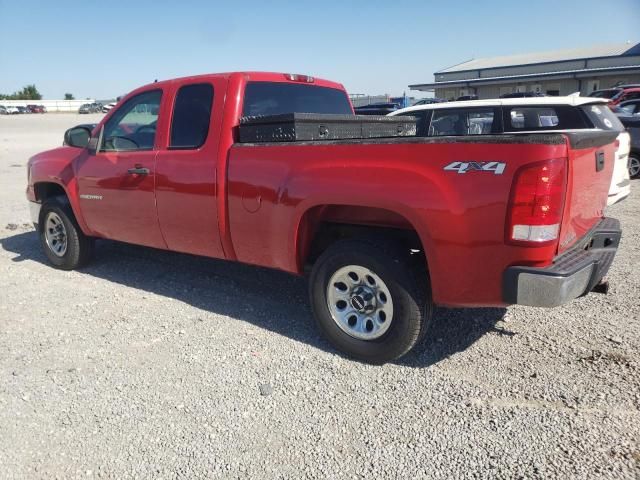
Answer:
[558,130,618,253]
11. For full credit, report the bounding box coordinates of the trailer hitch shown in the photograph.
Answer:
[592,279,610,295]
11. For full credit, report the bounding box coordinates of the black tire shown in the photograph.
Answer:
[629,153,640,179]
[39,197,94,270]
[309,238,432,364]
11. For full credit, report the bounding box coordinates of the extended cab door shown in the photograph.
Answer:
[75,89,166,248]
[154,80,226,258]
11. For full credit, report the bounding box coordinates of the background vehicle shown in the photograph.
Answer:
[78,104,93,114]
[4,105,19,114]
[16,106,28,114]
[101,102,116,113]
[589,86,640,106]
[499,92,546,98]
[0,106,6,115]
[26,72,621,363]
[27,104,45,113]
[412,98,445,106]
[455,95,478,101]
[613,100,640,115]
[390,96,630,206]
[353,102,400,115]
[588,88,622,99]
[619,115,640,178]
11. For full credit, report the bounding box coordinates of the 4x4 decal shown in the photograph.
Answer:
[444,161,506,175]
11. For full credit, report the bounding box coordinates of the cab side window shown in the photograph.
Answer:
[101,90,162,152]
[170,83,214,149]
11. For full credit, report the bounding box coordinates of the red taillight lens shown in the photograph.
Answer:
[507,158,567,244]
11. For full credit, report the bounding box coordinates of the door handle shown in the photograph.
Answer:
[127,165,150,175]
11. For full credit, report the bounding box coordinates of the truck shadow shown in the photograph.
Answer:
[1,231,508,368]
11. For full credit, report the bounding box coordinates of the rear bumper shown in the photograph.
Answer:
[503,218,621,307]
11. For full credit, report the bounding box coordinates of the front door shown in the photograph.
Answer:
[75,89,166,249]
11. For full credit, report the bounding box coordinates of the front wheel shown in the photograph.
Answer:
[39,197,94,270]
[309,239,432,364]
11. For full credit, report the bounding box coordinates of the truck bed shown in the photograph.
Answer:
[228,129,617,306]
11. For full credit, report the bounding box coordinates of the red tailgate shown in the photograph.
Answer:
[558,131,618,253]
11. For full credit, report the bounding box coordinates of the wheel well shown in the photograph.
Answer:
[34,182,67,202]
[299,205,427,273]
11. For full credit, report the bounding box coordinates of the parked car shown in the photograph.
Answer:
[16,106,29,114]
[389,96,631,206]
[90,102,103,112]
[26,72,621,363]
[27,104,45,113]
[78,104,93,114]
[612,99,640,115]
[0,106,7,115]
[4,106,19,114]
[456,95,479,101]
[588,88,622,100]
[412,98,445,106]
[618,115,640,178]
[101,103,116,113]
[589,87,640,106]
[353,102,400,115]
[499,92,546,98]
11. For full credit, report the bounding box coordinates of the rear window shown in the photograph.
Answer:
[503,106,587,132]
[428,108,496,136]
[581,104,624,131]
[242,82,352,117]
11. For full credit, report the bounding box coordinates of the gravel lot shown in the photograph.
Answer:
[0,114,638,479]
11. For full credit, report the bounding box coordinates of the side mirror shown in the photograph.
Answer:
[63,126,92,148]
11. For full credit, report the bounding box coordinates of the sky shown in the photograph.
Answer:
[0,0,639,100]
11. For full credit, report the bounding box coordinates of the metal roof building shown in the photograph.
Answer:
[410,42,640,100]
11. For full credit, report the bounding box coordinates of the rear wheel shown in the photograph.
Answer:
[309,239,432,364]
[629,154,640,178]
[39,197,94,270]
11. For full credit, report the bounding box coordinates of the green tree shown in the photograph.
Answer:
[64,93,74,100]
[0,84,42,100]
[20,84,42,100]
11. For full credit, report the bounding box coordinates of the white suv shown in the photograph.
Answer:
[390,96,631,206]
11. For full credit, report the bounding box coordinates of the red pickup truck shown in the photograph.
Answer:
[26,72,622,363]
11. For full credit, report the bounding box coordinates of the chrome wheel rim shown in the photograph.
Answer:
[44,212,67,257]
[326,265,393,340]
[629,156,640,177]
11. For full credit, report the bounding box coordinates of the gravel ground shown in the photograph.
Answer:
[0,114,638,479]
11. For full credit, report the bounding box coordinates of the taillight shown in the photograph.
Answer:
[506,158,567,245]
[284,73,314,83]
